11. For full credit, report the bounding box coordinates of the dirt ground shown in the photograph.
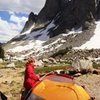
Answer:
[0,68,24,100]
[75,74,100,100]
[0,68,100,100]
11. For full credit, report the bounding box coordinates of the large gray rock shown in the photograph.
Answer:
[0,59,3,63]
[34,60,44,68]
[6,62,15,68]
[72,59,93,73]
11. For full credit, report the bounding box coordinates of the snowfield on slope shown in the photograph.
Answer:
[7,21,100,60]
[74,21,100,49]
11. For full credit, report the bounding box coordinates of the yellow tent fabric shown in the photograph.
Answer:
[31,75,90,100]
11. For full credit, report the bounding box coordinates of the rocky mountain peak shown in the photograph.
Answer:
[22,0,99,35]
[29,12,37,21]
[4,0,100,60]
[21,12,37,33]
[36,0,61,24]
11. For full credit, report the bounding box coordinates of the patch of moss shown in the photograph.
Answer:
[35,65,67,74]
[93,62,100,69]
[51,47,72,58]
[15,61,25,68]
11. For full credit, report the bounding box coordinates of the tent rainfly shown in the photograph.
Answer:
[24,74,91,100]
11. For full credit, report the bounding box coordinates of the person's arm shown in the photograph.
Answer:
[27,64,39,81]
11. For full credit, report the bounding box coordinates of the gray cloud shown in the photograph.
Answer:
[0,0,46,14]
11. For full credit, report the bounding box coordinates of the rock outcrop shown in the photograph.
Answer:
[22,0,99,37]
[96,0,100,20]
[21,12,37,33]
[4,0,100,60]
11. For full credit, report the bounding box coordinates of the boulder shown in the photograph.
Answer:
[0,59,3,63]
[6,62,15,68]
[42,58,52,64]
[72,59,93,73]
[34,60,44,68]
[48,57,57,64]
[54,69,65,74]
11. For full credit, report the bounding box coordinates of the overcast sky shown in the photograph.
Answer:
[0,0,46,42]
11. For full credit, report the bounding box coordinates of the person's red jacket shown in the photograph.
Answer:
[24,62,39,89]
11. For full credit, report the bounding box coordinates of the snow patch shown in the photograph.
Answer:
[74,21,100,49]
[11,42,16,44]
[21,24,35,35]
[68,27,82,34]
[8,40,43,53]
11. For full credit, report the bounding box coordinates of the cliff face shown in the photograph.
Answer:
[96,0,100,19]
[4,0,100,60]
[48,0,96,37]
[21,12,37,33]
[37,0,61,24]
[37,0,96,25]
[22,0,99,37]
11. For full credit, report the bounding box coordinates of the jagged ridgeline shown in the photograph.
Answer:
[4,0,100,59]
[22,0,100,35]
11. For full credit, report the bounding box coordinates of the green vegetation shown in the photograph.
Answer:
[15,61,25,68]
[0,45,5,59]
[51,47,72,58]
[93,62,100,69]
[35,65,67,74]
[0,63,5,68]
[0,62,8,68]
